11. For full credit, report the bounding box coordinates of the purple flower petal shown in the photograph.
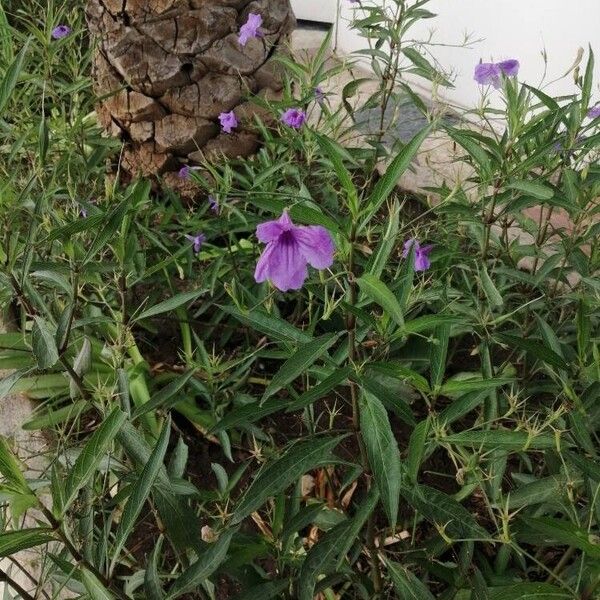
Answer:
[588,104,600,119]
[474,62,501,87]
[254,238,308,291]
[219,111,238,134]
[238,13,263,46]
[414,252,431,271]
[185,233,206,254]
[51,25,71,39]
[498,59,519,77]
[295,226,336,269]
[208,195,219,214]
[402,238,420,258]
[281,108,307,129]
[403,239,433,271]
[254,211,335,291]
[178,165,191,179]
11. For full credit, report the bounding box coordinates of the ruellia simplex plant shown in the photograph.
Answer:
[0,0,599,598]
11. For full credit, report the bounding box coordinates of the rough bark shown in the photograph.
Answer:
[86,0,295,180]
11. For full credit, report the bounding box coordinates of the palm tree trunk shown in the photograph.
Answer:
[86,0,295,179]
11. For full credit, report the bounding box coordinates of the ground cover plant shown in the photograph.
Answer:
[0,0,599,598]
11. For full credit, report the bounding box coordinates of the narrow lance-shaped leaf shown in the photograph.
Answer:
[261,333,339,403]
[133,289,206,322]
[62,407,127,514]
[0,436,30,493]
[384,558,435,600]
[221,306,312,344]
[144,536,166,600]
[110,417,171,574]
[0,40,29,115]
[359,391,401,529]
[0,529,55,558]
[231,436,345,524]
[132,370,196,419]
[358,273,404,328]
[298,488,379,600]
[31,316,59,369]
[166,529,235,600]
[359,125,432,230]
[80,568,115,600]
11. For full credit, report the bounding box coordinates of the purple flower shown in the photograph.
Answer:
[402,239,433,272]
[474,59,519,88]
[80,208,87,218]
[281,108,307,129]
[51,25,71,39]
[185,233,206,254]
[178,165,191,179]
[588,104,600,119]
[498,59,519,77]
[315,87,326,105]
[208,195,219,214]
[254,211,335,291]
[219,111,238,134]
[238,13,263,46]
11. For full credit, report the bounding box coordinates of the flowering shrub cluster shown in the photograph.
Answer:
[0,1,599,600]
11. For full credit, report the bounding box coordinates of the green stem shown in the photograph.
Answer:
[346,225,383,594]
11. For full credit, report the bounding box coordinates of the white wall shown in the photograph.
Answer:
[336,0,600,109]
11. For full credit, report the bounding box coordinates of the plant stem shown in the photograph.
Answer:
[346,225,383,594]
[0,569,37,600]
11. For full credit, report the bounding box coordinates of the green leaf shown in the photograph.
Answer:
[166,529,234,599]
[83,197,130,263]
[365,201,399,279]
[506,180,554,200]
[443,430,556,451]
[110,417,171,573]
[430,323,451,391]
[285,366,352,413]
[298,488,379,600]
[495,334,568,371]
[23,401,87,430]
[406,418,430,484]
[261,334,339,402]
[0,528,54,557]
[400,482,487,539]
[134,289,206,322]
[314,134,359,214]
[31,317,59,369]
[221,306,312,344]
[62,407,127,514]
[368,362,430,394]
[211,398,282,433]
[144,537,165,600]
[480,267,503,308]
[118,421,202,553]
[519,517,600,559]
[0,40,28,116]
[0,436,30,493]
[359,375,415,426]
[507,475,567,509]
[80,569,115,600]
[132,370,196,420]
[231,436,344,524]
[438,390,488,426]
[359,391,401,529]
[358,273,404,328]
[439,377,514,397]
[360,125,432,229]
[487,583,570,599]
[385,558,435,600]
